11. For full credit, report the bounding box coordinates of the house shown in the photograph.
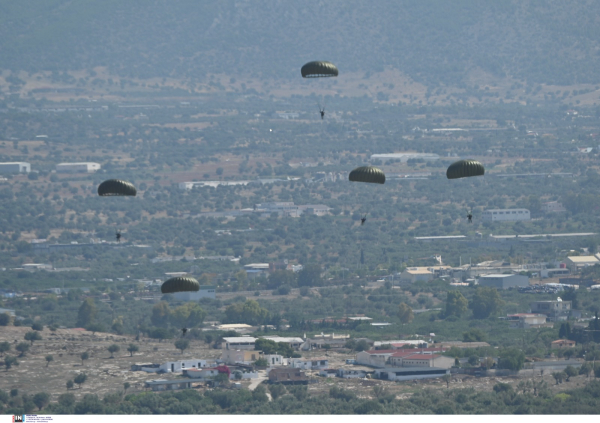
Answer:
[157,359,211,373]
[318,369,338,378]
[290,358,329,370]
[268,368,310,385]
[478,274,529,289]
[222,337,256,350]
[307,333,350,349]
[399,268,434,284]
[144,379,193,391]
[221,349,261,365]
[551,339,576,348]
[530,299,573,321]
[355,350,396,368]
[374,367,449,382]
[337,369,368,379]
[506,313,548,329]
[263,354,284,367]
[542,201,566,213]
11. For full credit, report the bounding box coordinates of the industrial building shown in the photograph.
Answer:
[56,162,101,173]
[482,209,530,222]
[172,285,216,302]
[0,162,30,173]
[478,274,529,289]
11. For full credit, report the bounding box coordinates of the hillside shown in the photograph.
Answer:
[2,1,600,87]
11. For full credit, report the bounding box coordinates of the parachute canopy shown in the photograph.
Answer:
[301,61,339,78]
[349,166,386,184]
[446,160,485,179]
[98,179,137,196]
[161,277,200,294]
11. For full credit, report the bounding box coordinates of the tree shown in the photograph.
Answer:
[77,298,97,327]
[16,342,30,357]
[469,287,504,319]
[552,371,565,385]
[468,355,480,366]
[24,331,42,345]
[151,302,171,327]
[463,329,487,342]
[445,291,468,317]
[74,373,87,388]
[225,300,269,325]
[45,355,53,367]
[66,380,74,390]
[269,383,286,400]
[31,322,43,331]
[397,303,414,324]
[0,341,10,356]
[255,338,293,356]
[170,303,206,328]
[354,339,370,352]
[4,355,18,371]
[123,382,130,394]
[127,344,139,357]
[0,313,11,326]
[441,374,452,388]
[58,392,75,407]
[498,348,525,371]
[564,365,578,381]
[174,339,190,354]
[254,358,268,367]
[80,351,89,365]
[107,344,120,358]
[32,392,50,410]
[297,264,323,287]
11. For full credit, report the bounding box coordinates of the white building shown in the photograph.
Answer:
[222,337,256,351]
[172,285,216,301]
[289,358,329,370]
[158,359,211,373]
[0,162,30,173]
[482,209,530,222]
[478,274,529,289]
[370,153,440,162]
[56,162,101,173]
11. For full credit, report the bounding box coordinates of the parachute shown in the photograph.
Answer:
[446,160,485,180]
[301,61,338,78]
[349,166,386,184]
[161,277,200,294]
[98,179,137,196]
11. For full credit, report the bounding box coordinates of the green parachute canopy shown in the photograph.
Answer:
[446,160,485,179]
[349,166,386,184]
[301,61,339,78]
[98,179,137,196]
[161,277,200,294]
